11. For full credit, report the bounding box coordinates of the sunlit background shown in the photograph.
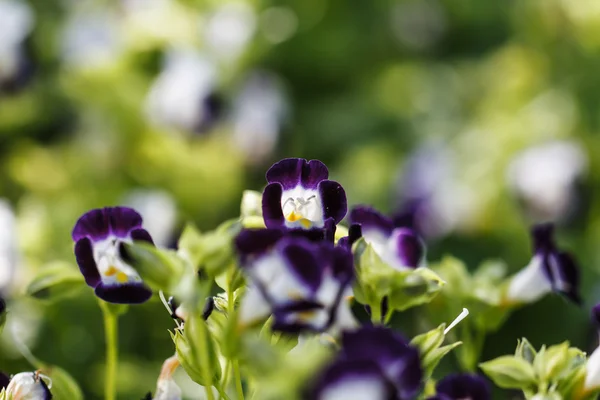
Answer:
[1,0,600,398]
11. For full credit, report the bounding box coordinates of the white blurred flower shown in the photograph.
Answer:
[145,48,218,133]
[231,71,286,163]
[507,140,587,221]
[0,0,33,82]
[0,199,18,294]
[60,10,121,69]
[124,190,177,247]
[396,144,478,238]
[203,2,256,62]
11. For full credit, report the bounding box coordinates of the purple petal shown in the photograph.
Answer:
[94,281,153,304]
[592,303,600,328]
[531,223,556,254]
[393,228,425,269]
[72,209,111,242]
[318,180,347,224]
[130,228,155,245]
[108,207,143,238]
[337,223,362,249]
[331,246,355,285]
[279,238,323,293]
[340,326,422,398]
[309,359,393,400]
[436,373,491,400]
[266,158,329,190]
[271,300,325,333]
[350,206,394,237]
[262,183,285,229]
[235,228,284,264]
[74,238,101,288]
[542,251,581,305]
[0,372,9,390]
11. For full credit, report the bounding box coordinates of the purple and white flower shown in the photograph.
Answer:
[309,326,422,400]
[505,223,580,305]
[3,371,52,400]
[262,158,347,231]
[350,206,425,271]
[235,229,355,333]
[72,207,154,304]
[427,373,490,400]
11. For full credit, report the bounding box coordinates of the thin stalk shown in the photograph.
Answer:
[100,302,118,400]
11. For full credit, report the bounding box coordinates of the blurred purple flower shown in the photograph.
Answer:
[235,229,355,333]
[506,223,580,305]
[427,373,490,400]
[308,326,422,400]
[350,206,425,271]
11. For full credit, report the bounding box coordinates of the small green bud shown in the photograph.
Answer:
[120,242,184,292]
[480,356,537,390]
[515,338,537,363]
[240,190,263,218]
[26,262,85,302]
[422,341,463,379]
[411,324,445,358]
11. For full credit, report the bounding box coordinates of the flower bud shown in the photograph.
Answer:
[5,371,52,400]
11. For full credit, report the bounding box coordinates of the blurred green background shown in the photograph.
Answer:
[1,0,600,398]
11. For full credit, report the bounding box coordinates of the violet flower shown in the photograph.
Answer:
[262,158,347,231]
[72,207,154,304]
[350,206,425,271]
[506,223,580,304]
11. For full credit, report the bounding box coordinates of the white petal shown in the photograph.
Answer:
[6,372,50,400]
[154,379,182,400]
[585,346,600,390]
[238,285,271,326]
[280,187,324,229]
[506,256,552,303]
[320,378,388,400]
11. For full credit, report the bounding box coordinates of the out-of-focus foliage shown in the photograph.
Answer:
[1,0,600,398]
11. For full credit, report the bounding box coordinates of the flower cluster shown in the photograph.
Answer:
[3,157,589,399]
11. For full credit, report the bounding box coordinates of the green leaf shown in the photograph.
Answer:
[480,356,537,390]
[534,341,570,383]
[422,341,462,378]
[26,262,85,301]
[178,223,204,268]
[40,366,84,400]
[356,243,445,312]
[411,324,446,358]
[121,241,185,292]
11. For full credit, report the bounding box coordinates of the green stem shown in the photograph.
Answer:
[100,303,118,400]
[233,361,244,400]
[227,276,244,400]
[370,302,382,325]
[197,307,216,400]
